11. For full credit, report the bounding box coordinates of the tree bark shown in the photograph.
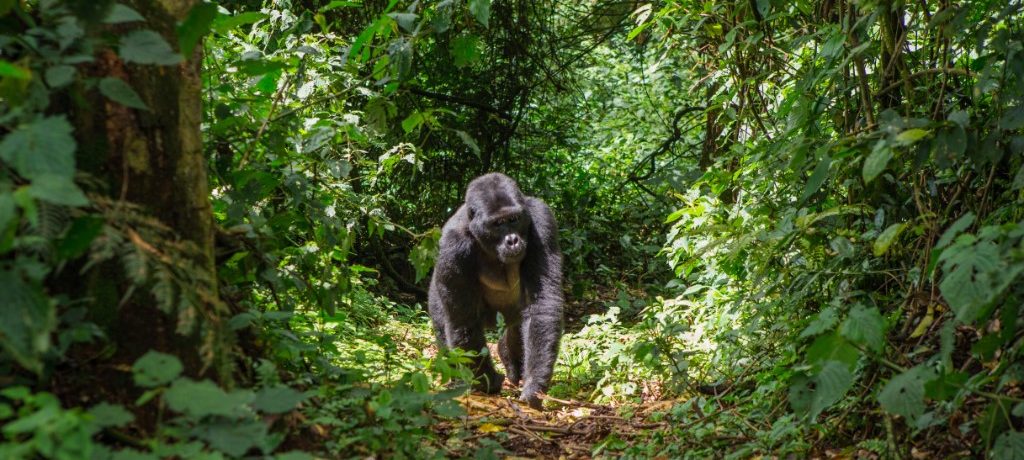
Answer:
[69,0,227,387]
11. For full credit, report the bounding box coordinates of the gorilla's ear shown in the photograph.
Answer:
[467,206,476,220]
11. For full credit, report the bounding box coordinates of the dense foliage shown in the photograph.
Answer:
[1,0,1023,458]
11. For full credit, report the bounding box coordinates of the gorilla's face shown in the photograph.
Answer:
[465,175,531,265]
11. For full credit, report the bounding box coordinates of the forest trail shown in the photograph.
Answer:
[447,393,676,459]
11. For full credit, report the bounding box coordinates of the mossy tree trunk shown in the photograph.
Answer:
[68,0,228,393]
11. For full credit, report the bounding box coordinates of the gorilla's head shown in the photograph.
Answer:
[465,173,532,265]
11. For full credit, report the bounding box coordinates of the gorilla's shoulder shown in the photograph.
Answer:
[525,197,557,226]
[437,205,475,260]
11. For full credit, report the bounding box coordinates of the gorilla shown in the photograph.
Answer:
[428,173,564,409]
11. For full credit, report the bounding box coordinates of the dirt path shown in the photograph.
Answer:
[441,392,674,459]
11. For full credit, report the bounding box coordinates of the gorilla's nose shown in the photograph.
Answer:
[504,234,521,248]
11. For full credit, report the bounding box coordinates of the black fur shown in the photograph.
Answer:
[428,173,564,409]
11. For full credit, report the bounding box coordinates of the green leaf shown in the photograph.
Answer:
[806,332,860,372]
[468,0,491,28]
[132,351,183,387]
[799,155,830,203]
[992,431,1024,460]
[939,240,1023,323]
[164,379,253,417]
[820,29,845,58]
[455,130,480,156]
[0,194,14,231]
[839,304,885,352]
[0,60,31,80]
[981,399,1013,447]
[104,4,144,23]
[431,0,454,32]
[862,141,893,183]
[999,106,1024,131]
[27,176,89,206]
[193,419,267,457]
[877,365,935,421]
[947,110,969,127]
[799,307,837,338]
[402,111,426,133]
[1014,163,1024,191]
[99,77,150,111]
[252,385,311,414]
[935,212,974,250]
[178,2,218,57]
[0,116,77,180]
[88,403,135,427]
[788,361,854,419]
[810,361,854,417]
[119,30,183,65]
[895,128,929,145]
[45,65,76,87]
[0,269,54,374]
[933,126,967,166]
[212,12,268,34]
[320,1,361,12]
[451,34,482,68]
[388,12,418,32]
[57,216,105,259]
[873,222,906,256]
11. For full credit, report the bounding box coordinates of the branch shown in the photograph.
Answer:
[407,87,511,120]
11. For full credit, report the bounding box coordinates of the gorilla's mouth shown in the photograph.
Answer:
[497,241,526,263]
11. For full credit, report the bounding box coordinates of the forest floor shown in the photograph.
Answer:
[445,391,678,459]
[431,291,687,459]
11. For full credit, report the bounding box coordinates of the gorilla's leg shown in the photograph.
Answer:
[447,321,504,394]
[498,322,524,386]
[520,310,562,408]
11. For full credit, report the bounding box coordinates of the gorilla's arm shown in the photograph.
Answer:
[519,197,564,406]
[429,210,504,393]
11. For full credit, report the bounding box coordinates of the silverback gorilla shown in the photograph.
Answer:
[428,173,564,409]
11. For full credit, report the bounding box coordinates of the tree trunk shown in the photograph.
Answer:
[68,0,228,393]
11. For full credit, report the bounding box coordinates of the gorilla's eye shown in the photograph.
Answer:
[507,215,519,224]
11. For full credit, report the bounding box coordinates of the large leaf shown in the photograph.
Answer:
[812,361,854,416]
[877,365,935,421]
[840,304,885,352]
[104,4,144,23]
[799,155,830,203]
[164,379,253,417]
[178,2,218,56]
[788,361,854,419]
[0,60,31,80]
[0,269,55,374]
[939,239,1023,323]
[132,351,183,387]
[873,222,906,256]
[862,141,893,183]
[88,403,135,428]
[451,34,481,68]
[935,212,975,250]
[119,30,183,65]
[99,77,149,111]
[191,419,268,457]
[799,307,837,339]
[993,431,1024,460]
[469,0,491,28]
[0,116,76,180]
[27,175,89,206]
[806,332,860,372]
[0,193,15,231]
[252,385,311,414]
[999,106,1024,131]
